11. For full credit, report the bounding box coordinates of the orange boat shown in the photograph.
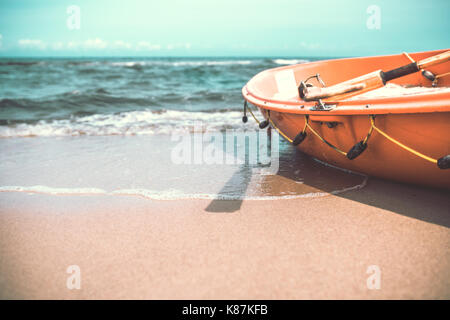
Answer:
[242,50,450,189]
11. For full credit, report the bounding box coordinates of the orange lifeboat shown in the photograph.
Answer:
[242,50,450,189]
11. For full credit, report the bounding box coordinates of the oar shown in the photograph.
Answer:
[299,51,450,102]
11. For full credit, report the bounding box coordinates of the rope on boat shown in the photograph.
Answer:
[302,115,347,156]
[243,101,449,169]
[245,102,347,154]
[247,101,293,142]
[245,101,261,125]
[368,116,437,164]
[268,117,293,143]
[367,116,449,169]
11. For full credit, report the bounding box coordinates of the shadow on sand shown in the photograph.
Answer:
[206,144,450,228]
[205,165,252,213]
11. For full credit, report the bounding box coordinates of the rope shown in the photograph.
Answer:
[246,103,347,155]
[301,115,308,134]
[268,118,293,143]
[245,103,261,125]
[270,113,348,156]
[244,102,440,165]
[303,116,347,156]
[362,124,374,144]
[246,102,293,141]
[369,116,437,164]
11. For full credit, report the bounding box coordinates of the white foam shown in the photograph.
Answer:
[107,60,253,67]
[110,61,146,67]
[0,175,368,200]
[0,185,107,195]
[171,60,253,67]
[272,59,309,65]
[0,110,251,138]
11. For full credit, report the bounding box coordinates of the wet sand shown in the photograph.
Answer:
[0,177,449,299]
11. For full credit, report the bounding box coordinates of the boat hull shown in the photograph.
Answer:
[243,50,450,189]
[260,109,450,189]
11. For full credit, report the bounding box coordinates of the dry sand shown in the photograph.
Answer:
[0,177,449,299]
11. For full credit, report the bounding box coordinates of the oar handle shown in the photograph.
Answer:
[299,81,366,101]
[382,63,418,82]
[382,50,450,83]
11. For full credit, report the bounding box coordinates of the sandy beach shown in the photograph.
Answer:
[0,103,448,301]
[1,0,449,304]
[1,176,449,299]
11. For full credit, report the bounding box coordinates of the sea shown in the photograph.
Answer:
[0,57,314,137]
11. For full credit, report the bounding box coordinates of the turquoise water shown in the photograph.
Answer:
[0,57,321,137]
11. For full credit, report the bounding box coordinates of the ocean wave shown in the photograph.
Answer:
[0,185,106,195]
[110,61,146,67]
[272,59,309,65]
[0,93,154,116]
[0,60,256,69]
[0,98,30,109]
[172,60,253,67]
[0,88,243,123]
[67,61,100,66]
[54,60,255,68]
[0,58,312,70]
[0,176,368,200]
[0,110,250,137]
[108,60,254,67]
[0,61,44,66]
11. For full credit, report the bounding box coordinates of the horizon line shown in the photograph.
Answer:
[0,54,353,59]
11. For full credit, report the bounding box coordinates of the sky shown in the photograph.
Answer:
[0,0,448,57]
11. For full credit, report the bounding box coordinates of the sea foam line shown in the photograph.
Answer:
[108,60,254,67]
[0,110,248,138]
[0,176,368,201]
[272,59,309,65]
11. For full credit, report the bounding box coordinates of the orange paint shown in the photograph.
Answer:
[242,50,450,189]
